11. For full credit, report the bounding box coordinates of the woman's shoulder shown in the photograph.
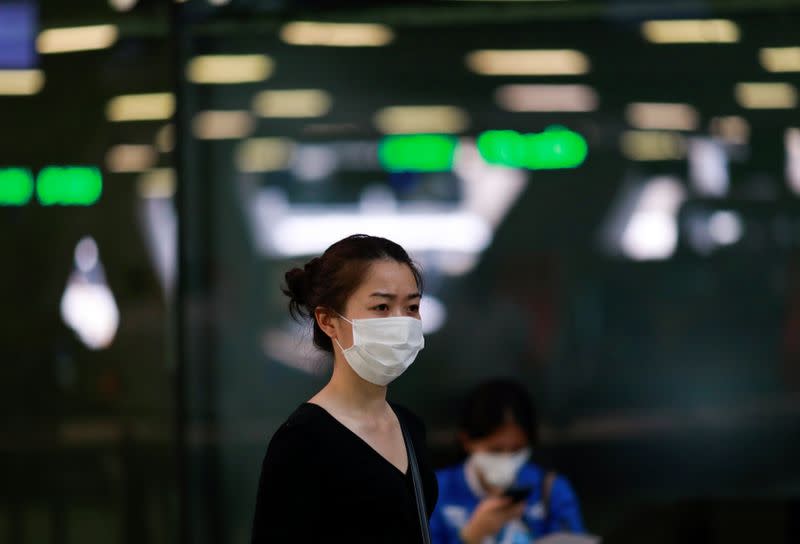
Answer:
[264,404,326,459]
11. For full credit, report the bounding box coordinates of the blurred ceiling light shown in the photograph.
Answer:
[192,110,255,140]
[236,138,293,172]
[252,89,332,118]
[786,127,800,195]
[106,92,175,122]
[495,84,598,112]
[374,105,469,134]
[208,0,232,5]
[37,24,118,54]
[419,295,447,334]
[625,102,699,131]
[155,124,174,153]
[710,115,749,145]
[186,54,273,84]
[280,21,393,47]
[688,138,728,196]
[759,47,800,73]
[105,144,157,173]
[620,130,686,161]
[708,210,743,246]
[291,145,339,182]
[641,19,739,44]
[109,0,138,11]
[0,69,44,95]
[61,237,120,350]
[137,168,176,199]
[466,49,589,76]
[735,82,798,109]
[270,212,491,256]
[621,177,686,261]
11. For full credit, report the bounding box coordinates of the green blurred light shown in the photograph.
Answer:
[0,168,35,206]
[379,134,458,173]
[477,126,588,170]
[36,166,103,206]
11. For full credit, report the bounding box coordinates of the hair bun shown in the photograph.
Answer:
[283,267,310,317]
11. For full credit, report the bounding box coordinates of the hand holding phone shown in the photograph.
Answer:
[502,485,533,503]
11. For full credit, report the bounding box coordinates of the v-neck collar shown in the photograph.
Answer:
[303,402,411,477]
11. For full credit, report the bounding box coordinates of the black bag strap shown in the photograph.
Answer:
[541,470,557,521]
[399,415,432,544]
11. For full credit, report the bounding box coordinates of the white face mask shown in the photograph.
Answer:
[470,448,531,490]
[334,314,425,386]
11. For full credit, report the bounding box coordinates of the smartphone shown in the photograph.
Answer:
[503,485,533,503]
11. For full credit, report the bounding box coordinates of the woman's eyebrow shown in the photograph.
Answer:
[368,292,421,300]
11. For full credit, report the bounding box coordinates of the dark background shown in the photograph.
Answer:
[2,0,799,542]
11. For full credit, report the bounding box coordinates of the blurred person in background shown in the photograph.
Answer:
[251,234,438,543]
[430,379,583,544]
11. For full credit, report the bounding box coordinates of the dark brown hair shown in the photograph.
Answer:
[460,379,538,446]
[282,234,422,353]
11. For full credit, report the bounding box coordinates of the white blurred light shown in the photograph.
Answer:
[192,110,255,140]
[290,145,338,181]
[689,138,729,197]
[106,93,175,122]
[358,185,398,213]
[137,196,176,296]
[75,237,99,272]
[453,138,527,229]
[710,116,749,145]
[137,168,176,199]
[374,105,469,134]
[759,47,800,73]
[622,211,679,261]
[269,212,491,257]
[236,138,293,173]
[105,144,158,173]
[252,89,332,118]
[280,21,394,47]
[208,0,232,5]
[60,238,119,350]
[0,70,45,95]
[786,128,800,195]
[37,25,118,54]
[735,82,798,109]
[109,0,138,11]
[641,19,739,44]
[262,327,329,375]
[620,131,687,161]
[186,54,272,84]
[495,84,598,112]
[708,211,743,245]
[466,49,590,76]
[619,177,686,261]
[625,102,699,131]
[420,295,447,334]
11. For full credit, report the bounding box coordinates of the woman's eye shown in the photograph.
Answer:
[373,304,389,311]
[409,305,420,313]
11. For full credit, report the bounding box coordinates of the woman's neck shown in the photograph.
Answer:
[313,355,388,417]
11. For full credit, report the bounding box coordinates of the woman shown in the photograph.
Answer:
[251,234,438,543]
[430,379,584,544]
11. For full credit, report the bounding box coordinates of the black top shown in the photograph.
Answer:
[251,402,439,544]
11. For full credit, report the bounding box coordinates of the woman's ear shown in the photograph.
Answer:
[315,306,338,340]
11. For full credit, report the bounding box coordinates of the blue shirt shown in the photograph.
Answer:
[430,462,584,544]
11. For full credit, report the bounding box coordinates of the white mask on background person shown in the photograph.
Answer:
[469,448,532,490]
[334,314,425,386]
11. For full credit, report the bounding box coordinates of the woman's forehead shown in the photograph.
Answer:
[357,260,418,292]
